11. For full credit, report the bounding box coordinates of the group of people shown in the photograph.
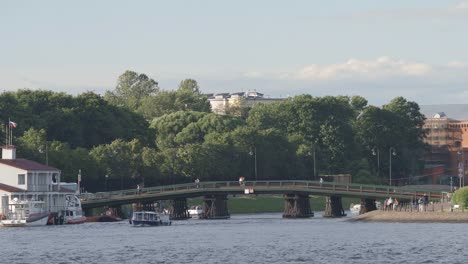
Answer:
[383,197,399,211]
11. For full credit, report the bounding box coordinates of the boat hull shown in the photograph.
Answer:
[66,216,87,224]
[1,212,50,227]
[131,220,171,227]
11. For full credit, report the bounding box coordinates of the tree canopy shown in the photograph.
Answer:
[1,70,428,191]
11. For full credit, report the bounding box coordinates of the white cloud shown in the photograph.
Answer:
[456,2,468,9]
[275,57,433,81]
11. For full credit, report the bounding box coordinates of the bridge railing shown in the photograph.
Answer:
[80,180,444,201]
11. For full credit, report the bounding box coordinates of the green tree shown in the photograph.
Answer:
[178,79,200,94]
[105,70,159,110]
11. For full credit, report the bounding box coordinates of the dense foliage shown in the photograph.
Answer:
[0,71,427,192]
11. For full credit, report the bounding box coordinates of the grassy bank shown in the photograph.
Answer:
[188,195,360,214]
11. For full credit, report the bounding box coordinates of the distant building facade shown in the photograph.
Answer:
[423,111,468,187]
[208,91,285,115]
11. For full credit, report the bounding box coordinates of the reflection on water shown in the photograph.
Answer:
[1,212,467,264]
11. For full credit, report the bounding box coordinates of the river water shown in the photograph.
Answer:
[1,212,467,264]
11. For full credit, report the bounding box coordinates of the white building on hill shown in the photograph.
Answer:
[208,91,285,115]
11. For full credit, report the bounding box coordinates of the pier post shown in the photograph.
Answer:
[323,195,346,217]
[202,194,230,219]
[359,198,377,214]
[169,198,190,220]
[282,193,314,218]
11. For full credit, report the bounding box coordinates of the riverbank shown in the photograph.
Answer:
[350,210,468,223]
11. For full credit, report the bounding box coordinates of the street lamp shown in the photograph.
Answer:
[457,148,465,188]
[372,147,380,178]
[249,147,257,181]
[307,146,317,180]
[38,142,49,165]
[105,174,109,192]
[389,147,396,186]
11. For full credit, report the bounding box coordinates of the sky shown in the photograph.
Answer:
[1,0,468,106]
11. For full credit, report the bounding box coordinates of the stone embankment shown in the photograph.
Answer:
[350,210,468,223]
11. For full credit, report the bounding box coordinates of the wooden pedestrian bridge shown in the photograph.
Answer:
[80,180,444,219]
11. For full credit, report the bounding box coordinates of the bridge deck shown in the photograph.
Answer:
[80,181,445,209]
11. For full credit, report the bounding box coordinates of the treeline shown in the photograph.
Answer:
[0,70,427,192]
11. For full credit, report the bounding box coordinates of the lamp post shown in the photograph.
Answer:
[307,146,317,180]
[389,147,396,186]
[105,174,109,192]
[249,147,257,181]
[39,142,49,165]
[372,147,380,178]
[77,169,82,195]
[458,148,465,188]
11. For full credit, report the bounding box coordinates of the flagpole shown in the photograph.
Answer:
[9,118,12,146]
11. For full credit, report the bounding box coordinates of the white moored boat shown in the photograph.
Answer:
[1,198,50,227]
[187,205,203,219]
[129,211,171,227]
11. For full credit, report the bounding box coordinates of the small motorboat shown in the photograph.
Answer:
[349,203,361,214]
[129,211,171,227]
[86,208,122,222]
[187,205,203,219]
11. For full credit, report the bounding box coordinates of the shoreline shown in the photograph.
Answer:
[350,210,468,223]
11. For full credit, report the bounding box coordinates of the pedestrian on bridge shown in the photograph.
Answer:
[195,178,200,188]
[137,184,141,195]
[239,176,245,187]
[320,177,323,187]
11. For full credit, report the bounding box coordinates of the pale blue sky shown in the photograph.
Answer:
[1,1,467,105]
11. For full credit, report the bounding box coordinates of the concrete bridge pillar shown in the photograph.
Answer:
[169,198,190,220]
[323,195,346,217]
[282,193,314,218]
[359,198,377,214]
[202,194,230,219]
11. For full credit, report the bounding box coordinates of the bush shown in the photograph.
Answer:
[452,186,468,208]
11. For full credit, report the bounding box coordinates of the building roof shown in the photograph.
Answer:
[420,104,468,120]
[0,159,59,171]
[0,182,25,192]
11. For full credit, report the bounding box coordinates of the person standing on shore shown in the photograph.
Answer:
[418,197,424,212]
[423,193,429,212]
[388,197,394,211]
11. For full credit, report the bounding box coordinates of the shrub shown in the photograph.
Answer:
[452,186,468,208]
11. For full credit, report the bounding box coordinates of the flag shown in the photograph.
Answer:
[9,121,17,128]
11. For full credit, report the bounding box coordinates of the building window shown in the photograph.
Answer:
[18,174,25,185]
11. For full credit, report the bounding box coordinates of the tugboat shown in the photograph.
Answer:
[129,211,171,227]
[62,195,87,224]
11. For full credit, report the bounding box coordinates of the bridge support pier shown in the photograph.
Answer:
[169,198,190,220]
[323,195,346,217]
[283,194,314,218]
[202,194,230,219]
[359,198,377,214]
